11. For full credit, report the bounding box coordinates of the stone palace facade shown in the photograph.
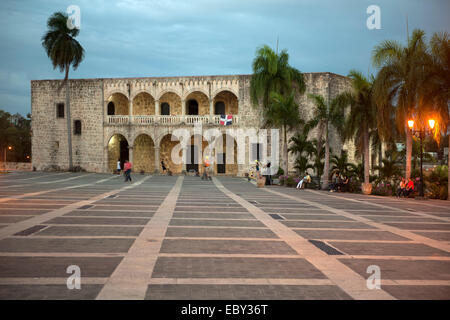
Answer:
[31,72,354,176]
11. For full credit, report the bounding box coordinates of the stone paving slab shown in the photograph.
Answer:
[339,259,450,280]
[294,230,409,241]
[0,256,123,277]
[169,219,265,227]
[64,211,155,217]
[36,226,143,236]
[160,239,297,254]
[0,284,103,300]
[151,257,327,279]
[384,223,450,231]
[413,232,450,241]
[172,212,255,219]
[0,238,134,253]
[145,284,352,300]
[44,217,150,226]
[329,242,450,257]
[281,221,375,229]
[165,227,278,239]
[381,285,450,300]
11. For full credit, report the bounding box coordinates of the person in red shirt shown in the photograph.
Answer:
[124,160,133,182]
[405,178,414,197]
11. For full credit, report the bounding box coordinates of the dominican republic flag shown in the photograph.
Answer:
[219,114,233,126]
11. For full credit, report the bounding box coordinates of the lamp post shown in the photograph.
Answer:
[407,119,435,198]
[3,146,12,171]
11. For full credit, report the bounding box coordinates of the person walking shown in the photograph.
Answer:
[202,156,211,181]
[116,159,121,175]
[124,160,133,182]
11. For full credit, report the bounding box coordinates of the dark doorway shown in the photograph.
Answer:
[187,100,199,115]
[120,139,129,169]
[186,145,199,173]
[215,101,225,115]
[107,102,115,115]
[217,153,226,174]
[161,102,170,115]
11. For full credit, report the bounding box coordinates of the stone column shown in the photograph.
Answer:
[181,99,186,123]
[129,100,133,124]
[209,99,213,123]
[154,146,160,174]
[155,99,160,116]
[128,146,133,163]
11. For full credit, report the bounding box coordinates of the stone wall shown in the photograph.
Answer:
[160,92,182,115]
[133,92,155,115]
[0,162,32,171]
[31,79,104,172]
[133,134,155,173]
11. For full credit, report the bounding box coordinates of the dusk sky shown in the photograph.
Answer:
[1,0,449,116]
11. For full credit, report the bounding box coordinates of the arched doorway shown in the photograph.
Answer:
[107,93,129,115]
[132,92,155,115]
[107,102,115,115]
[187,99,199,115]
[214,101,225,115]
[215,134,238,175]
[108,134,129,172]
[185,91,209,115]
[159,92,182,115]
[161,102,170,115]
[213,91,238,115]
[160,134,183,174]
[133,134,155,173]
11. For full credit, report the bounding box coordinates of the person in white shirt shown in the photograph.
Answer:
[116,159,121,174]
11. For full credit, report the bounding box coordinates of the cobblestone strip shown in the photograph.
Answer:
[96,176,184,300]
[278,189,450,252]
[0,175,117,203]
[0,176,151,240]
[212,178,395,300]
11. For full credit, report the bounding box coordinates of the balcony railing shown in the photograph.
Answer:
[107,115,239,126]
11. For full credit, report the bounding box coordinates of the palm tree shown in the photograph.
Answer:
[372,29,428,181]
[311,139,325,185]
[374,152,403,183]
[293,156,314,176]
[330,150,352,177]
[419,32,450,200]
[334,70,377,192]
[265,91,302,174]
[250,45,305,111]
[288,125,315,175]
[308,94,344,189]
[42,12,84,170]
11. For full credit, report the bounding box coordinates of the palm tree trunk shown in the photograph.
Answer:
[363,128,370,185]
[283,125,288,175]
[65,65,73,171]
[322,123,329,189]
[405,126,412,179]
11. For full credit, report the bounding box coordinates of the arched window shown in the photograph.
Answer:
[187,99,198,115]
[107,102,115,115]
[74,120,82,135]
[214,101,225,115]
[161,102,170,115]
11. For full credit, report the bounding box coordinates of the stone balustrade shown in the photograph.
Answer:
[106,115,239,126]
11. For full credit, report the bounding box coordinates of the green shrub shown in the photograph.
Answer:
[426,165,448,200]
[286,176,295,187]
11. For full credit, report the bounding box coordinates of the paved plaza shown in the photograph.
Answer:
[0,172,449,300]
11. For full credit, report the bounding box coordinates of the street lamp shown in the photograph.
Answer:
[407,119,435,198]
[3,146,12,171]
